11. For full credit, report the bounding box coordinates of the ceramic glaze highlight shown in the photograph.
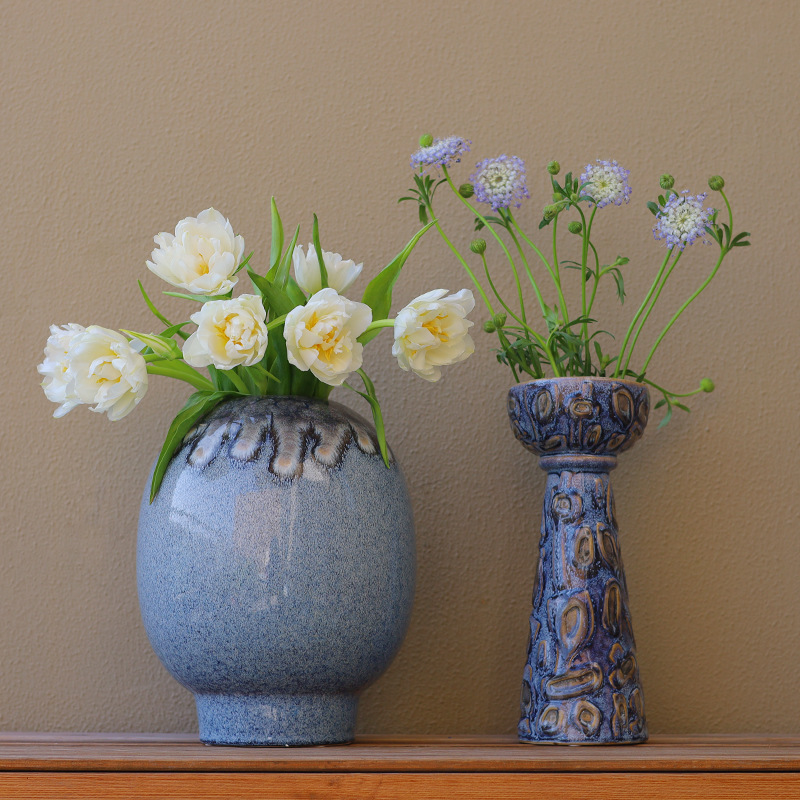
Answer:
[137,396,415,746]
[508,378,649,745]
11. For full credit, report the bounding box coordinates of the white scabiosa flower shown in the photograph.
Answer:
[147,208,245,295]
[393,289,475,382]
[67,326,148,420]
[471,155,530,210]
[292,244,363,295]
[580,160,632,208]
[37,323,86,417]
[653,191,714,249]
[283,288,372,386]
[183,294,269,369]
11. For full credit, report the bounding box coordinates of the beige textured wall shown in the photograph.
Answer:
[2,0,798,735]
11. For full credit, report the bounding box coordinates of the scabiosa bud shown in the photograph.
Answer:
[580,159,632,208]
[547,161,560,175]
[543,204,559,220]
[459,183,475,198]
[660,174,675,190]
[483,312,507,332]
[700,378,715,392]
[470,238,487,255]
[568,221,583,234]
[410,136,471,173]
[653,191,715,250]
[708,175,725,191]
[471,155,530,211]
[419,133,434,148]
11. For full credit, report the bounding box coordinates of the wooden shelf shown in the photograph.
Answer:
[0,733,798,799]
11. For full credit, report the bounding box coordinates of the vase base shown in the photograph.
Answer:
[196,692,358,746]
[518,734,649,746]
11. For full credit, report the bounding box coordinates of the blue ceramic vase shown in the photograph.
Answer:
[507,377,649,745]
[137,395,415,745]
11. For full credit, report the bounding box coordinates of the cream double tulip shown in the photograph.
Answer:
[183,294,269,369]
[37,325,148,420]
[38,323,87,418]
[292,244,362,295]
[392,289,475,381]
[284,288,372,386]
[147,208,245,295]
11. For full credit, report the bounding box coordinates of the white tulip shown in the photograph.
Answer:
[284,288,372,386]
[392,289,475,382]
[292,244,362,295]
[37,323,86,417]
[183,294,268,369]
[67,326,148,420]
[147,208,245,295]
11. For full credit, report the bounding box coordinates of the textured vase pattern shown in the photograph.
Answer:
[138,395,415,746]
[507,378,649,744]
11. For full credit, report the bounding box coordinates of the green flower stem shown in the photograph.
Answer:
[362,319,396,336]
[622,251,682,375]
[552,215,562,314]
[498,216,530,323]
[441,167,525,311]
[613,248,674,377]
[479,254,538,341]
[506,211,569,321]
[265,313,288,332]
[431,214,495,315]
[585,242,602,317]
[578,206,597,369]
[720,189,733,233]
[639,248,727,376]
[641,377,704,398]
[479,254,561,377]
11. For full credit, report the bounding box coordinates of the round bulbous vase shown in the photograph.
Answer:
[507,377,649,745]
[137,395,415,746]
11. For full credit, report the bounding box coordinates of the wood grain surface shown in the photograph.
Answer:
[0,734,797,799]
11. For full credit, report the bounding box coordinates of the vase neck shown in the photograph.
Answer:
[539,453,618,474]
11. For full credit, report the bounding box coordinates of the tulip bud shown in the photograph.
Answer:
[708,175,725,191]
[659,174,675,190]
[547,161,560,175]
[470,239,487,255]
[700,378,715,393]
[419,133,433,148]
[459,183,475,198]
[568,221,583,235]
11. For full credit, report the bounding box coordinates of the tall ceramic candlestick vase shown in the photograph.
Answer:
[507,377,649,745]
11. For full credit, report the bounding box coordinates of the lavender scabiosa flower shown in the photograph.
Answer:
[471,155,529,211]
[653,191,715,249]
[410,136,471,172]
[580,159,632,208]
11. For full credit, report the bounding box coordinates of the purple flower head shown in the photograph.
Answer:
[653,191,715,250]
[410,136,471,173]
[471,155,529,211]
[580,159,632,208]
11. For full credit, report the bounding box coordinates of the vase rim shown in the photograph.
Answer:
[510,376,648,389]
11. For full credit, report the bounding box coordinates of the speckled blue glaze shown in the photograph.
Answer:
[508,378,649,745]
[137,395,415,746]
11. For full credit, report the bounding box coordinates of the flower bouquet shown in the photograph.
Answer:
[38,202,476,499]
[399,135,749,744]
[36,201,477,745]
